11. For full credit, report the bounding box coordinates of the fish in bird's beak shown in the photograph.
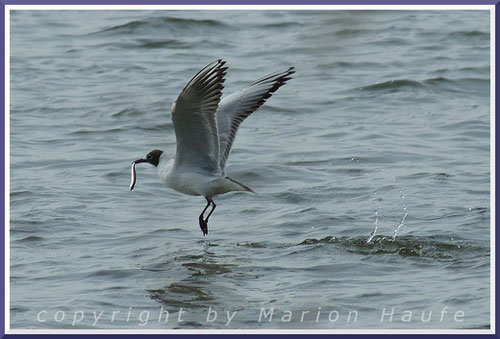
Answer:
[129,158,146,191]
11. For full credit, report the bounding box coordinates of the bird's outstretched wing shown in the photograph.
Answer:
[217,67,295,171]
[171,59,228,173]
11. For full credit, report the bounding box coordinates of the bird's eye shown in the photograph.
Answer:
[147,154,152,159]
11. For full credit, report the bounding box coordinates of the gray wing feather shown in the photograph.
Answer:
[217,67,295,170]
[171,60,228,173]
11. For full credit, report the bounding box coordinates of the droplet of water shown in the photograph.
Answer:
[392,212,408,240]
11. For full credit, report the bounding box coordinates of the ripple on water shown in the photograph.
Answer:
[91,16,231,36]
[296,235,489,263]
[360,79,425,92]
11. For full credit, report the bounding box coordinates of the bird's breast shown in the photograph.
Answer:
[158,163,202,196]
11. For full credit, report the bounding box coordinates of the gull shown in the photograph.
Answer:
[130,59,294,235]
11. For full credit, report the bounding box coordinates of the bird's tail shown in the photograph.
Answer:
[225,176,257,194]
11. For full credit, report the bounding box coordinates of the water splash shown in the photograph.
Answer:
[392,211,408,240]
[365,160,410,240]
[367,211,378,243]
[342,153,410,240]
[391,185,408,240]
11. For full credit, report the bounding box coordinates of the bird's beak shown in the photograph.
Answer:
[133,158,147,164]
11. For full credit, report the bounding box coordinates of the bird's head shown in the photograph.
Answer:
[133,149,164,167]
[129,149,164,191]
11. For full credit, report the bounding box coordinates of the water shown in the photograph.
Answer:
[9,9,491,330]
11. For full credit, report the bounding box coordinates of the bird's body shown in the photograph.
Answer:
[131,59,294,235]
[157,153,251,197]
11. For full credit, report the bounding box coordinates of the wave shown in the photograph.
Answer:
[14,235,45,243]
[297,235,489,262]
[358,76,489,97]
[135,38,188,49]
[262,21,300,29]
[334,28,371,37]
[111,107,143,117]
[423,76,489,87]
[360,79,425,92]
[91,16,229,35]
[448,30,489,39]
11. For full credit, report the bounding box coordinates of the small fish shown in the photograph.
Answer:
[130,161,137,191]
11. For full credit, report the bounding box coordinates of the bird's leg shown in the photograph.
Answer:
[199,198,211,236]
[205,199,216,222]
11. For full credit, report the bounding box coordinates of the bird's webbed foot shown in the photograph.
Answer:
[199,215,208,236]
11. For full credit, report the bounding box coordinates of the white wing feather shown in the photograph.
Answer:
[171,60,227,173]
[217,67,295,170]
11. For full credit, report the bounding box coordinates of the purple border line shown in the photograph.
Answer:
[1,0,497,338]
[490,1,500,333]
[0,1,4,338]
[0,0,499,5]
[0,336,451,338]
[1,334,482,339]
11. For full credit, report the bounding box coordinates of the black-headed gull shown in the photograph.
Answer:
[131,60,294,235]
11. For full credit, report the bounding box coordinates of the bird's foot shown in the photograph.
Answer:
[199,216,208,236]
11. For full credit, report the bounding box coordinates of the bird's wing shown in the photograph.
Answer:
[171,59,227,173]
[217,66,295,170]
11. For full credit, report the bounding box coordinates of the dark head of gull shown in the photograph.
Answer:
[134,149,163,167]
